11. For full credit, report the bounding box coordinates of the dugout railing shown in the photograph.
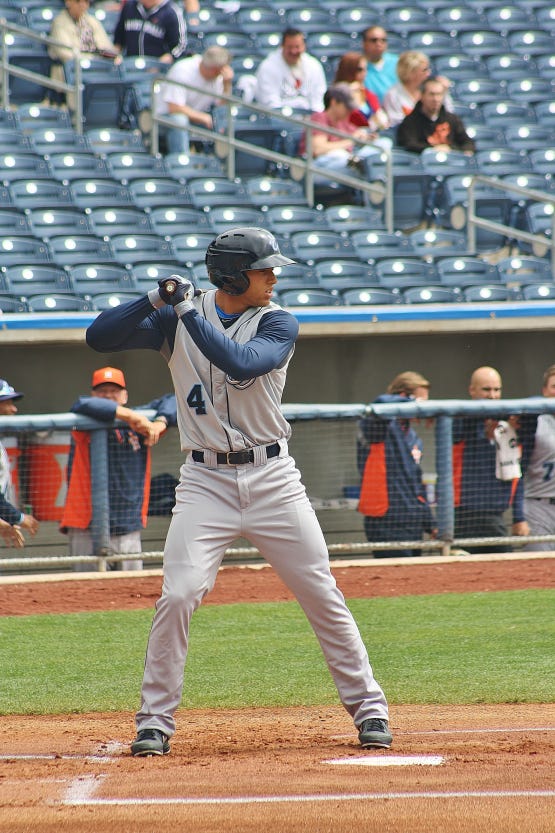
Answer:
[1,398,555,574]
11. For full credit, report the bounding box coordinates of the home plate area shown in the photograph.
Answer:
[2,704,554,833]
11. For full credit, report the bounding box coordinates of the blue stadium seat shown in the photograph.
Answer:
[16,103,72,130]
[485,54,539,82]
[70,178,134,209]
[453,78,505,105]
[48,152,111,183]
[86,207,153,237]
[28,208,91,239]
[110,233,175,266]
[436,256,500,287]
[10,179,75,211]
[279,288,341,307]
[29,128,91,156]
[481,100,536,126]
[435,7,485,34]
[376,258,438,288]
[92,291,141,310]
[207,206,266,234]
[188,177,251,210]
[105,151,168,183]
[502,124,555,154]
[171,232,222,266]
[0,208,32,236]
[245,177,307,208]
[314,259,375,289]
[407,31,460,56]
[85,128,148,154]
[324,205,385,234]
[341,286,400,306]
[521,282,555,300]
[408,229,469,259]
[496,255,553,284]
[457,31,508,57]
[351,230,414,263]
[385,6,432,36]
[49,234,113,267]
[0,295,29,313]
[3,265,73,298]
[69,264,136,298]
[462,285,513,302]
[0,236,51,265]
[507,29,554,55]
[485,6,534,34]
[506,77,555,104]
[149,206,214,237]
[266,205,331,237]
[128,178,191,209]
[529,149,555,176]
[27,294,94,312]
[164,152,225,183]
[290,230,357,265]
[403,286,460,304]
[0,152,51,183]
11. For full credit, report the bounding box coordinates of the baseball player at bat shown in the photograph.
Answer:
[86,226,392,756]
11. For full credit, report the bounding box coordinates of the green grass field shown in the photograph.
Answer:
[1,589,553,714]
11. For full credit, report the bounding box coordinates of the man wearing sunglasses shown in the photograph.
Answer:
[361,26,398,104]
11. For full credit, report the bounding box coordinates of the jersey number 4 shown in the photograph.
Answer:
[187,384,207,415]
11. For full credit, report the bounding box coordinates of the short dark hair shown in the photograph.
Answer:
[420,76,445,94]
[282,27,304,44]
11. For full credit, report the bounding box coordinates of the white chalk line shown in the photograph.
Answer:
[64,790,555,807]
[332,726,555,741]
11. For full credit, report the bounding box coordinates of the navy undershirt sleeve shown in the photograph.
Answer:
[178,307,299,380]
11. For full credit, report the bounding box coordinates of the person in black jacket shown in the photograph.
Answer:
[396,76,476,155]
[114,0,187,65]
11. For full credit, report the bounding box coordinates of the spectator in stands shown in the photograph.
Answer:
[254,28,326,113]
[113,0,187,64]
[522,364,555,551]
[0,379,39,545]
[453,366,528,553]
[333,52,391,133]
[299,84,392,185]
[48,0,118,105]
[357,371,436,558]
[396,77,476,154]
[60,367,177,571]
[154,45,233,154]
[383,51,454,128]
[360,26,398,105]
[183,0,200,28]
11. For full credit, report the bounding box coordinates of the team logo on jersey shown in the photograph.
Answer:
[226,375,256,390]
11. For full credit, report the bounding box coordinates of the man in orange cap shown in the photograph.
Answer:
[60,367,176,571]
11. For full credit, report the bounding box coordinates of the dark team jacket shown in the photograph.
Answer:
[113,0,187,60]
[0,486,22,525]
[452,417,527,522]
[357,394,434,530]
[60,394,176,536]
[396,101,476,154]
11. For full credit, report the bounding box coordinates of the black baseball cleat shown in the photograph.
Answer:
[131,728,170,757]
[358,718,393,749]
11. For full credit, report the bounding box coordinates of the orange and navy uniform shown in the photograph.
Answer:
[357,394,434,544]
[60,394,176,536]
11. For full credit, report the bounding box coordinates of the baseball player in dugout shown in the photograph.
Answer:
[60,367,177,571]
[86,226,392,756]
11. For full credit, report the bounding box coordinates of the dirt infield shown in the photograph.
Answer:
[1,554,554,833]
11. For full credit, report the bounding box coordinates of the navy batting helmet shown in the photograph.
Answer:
[205,227,296,295]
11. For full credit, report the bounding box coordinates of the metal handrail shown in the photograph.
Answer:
[147,74,394,229]
[467,174,555,270]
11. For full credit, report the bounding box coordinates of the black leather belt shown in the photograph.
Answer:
[192,442,280,465]
[533,497,555,505]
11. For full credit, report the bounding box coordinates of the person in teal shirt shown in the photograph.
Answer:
[361,26,398,104]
